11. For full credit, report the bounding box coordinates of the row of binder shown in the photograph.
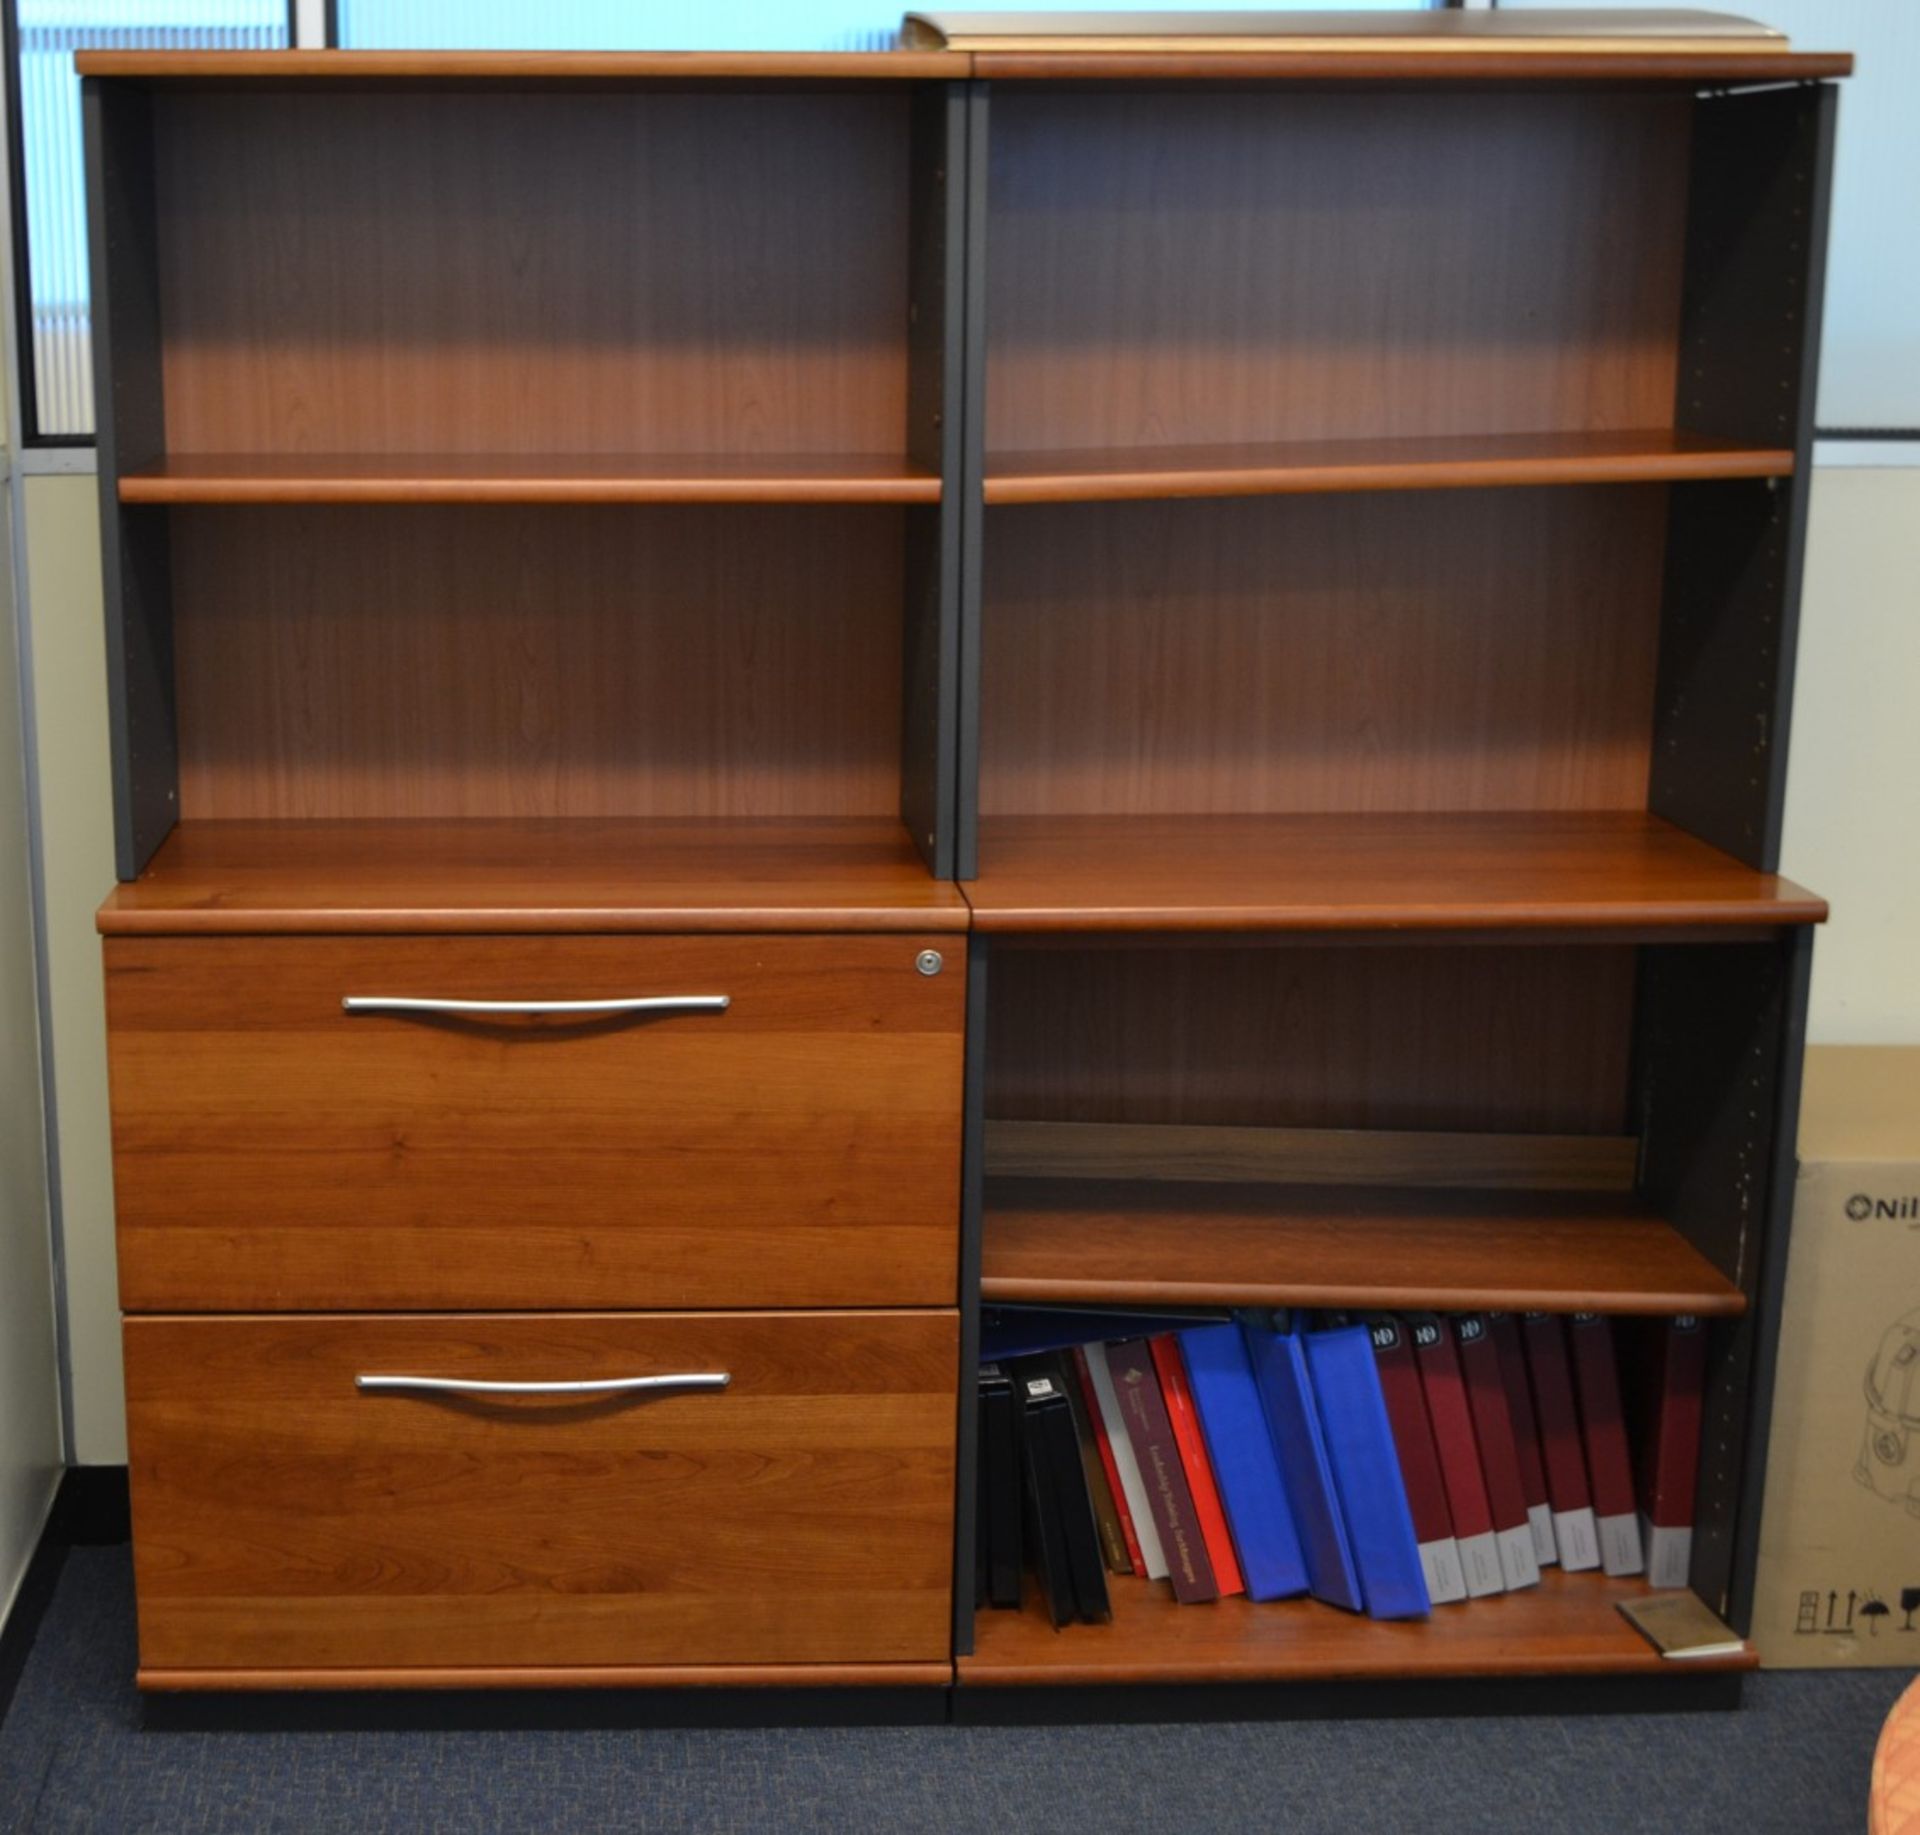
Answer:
[977,1307,1706,1627]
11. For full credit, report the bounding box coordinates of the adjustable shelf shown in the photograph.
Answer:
[96,817,970,934]
[982,429,1793,506]
[960,1571,1757,1688]
[962,813,1827,935]
[118,453,943,506]
[979,1178,1746,1317]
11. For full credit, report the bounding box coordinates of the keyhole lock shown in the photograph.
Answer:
[916,950,944,977]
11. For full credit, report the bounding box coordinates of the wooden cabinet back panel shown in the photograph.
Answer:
[107,935,963,1309]
[125,1311,957,1673]
[985,90,1689,452]
[154,90,910,456]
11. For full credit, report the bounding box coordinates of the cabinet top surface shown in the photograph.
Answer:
[96,819,973,936]
[75,45,1849,84]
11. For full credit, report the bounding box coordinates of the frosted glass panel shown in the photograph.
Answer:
[17,0,289,437]
[1523,0,1918,433]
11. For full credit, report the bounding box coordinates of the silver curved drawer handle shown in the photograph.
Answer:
[357,1372,730,1398]
[341,995,730,1018]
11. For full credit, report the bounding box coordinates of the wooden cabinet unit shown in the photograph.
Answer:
[84,28,1848,1708]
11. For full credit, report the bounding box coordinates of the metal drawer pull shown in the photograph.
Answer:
[341,995,730,1018]
[356,1373,731,1398]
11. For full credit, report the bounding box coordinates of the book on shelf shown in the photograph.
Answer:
[1489,1312,1559,1567]
[1623,1315,1707,1590]
[1178,1321,1309,1602]
[975,1305,1724,1633]
[1408,1313,1505,1598]
[1616,1591,1746,1661]
[1108,1337,1219,1603]
[1083,1341,1170,1581]
[1015,1366,1112,1626]
[1304,1321,1431,1619]
[1070,1345,1144,1575]
[1567,1313,1646,1578]
[978,1362,1023,1609]
[1520,1312,1603,1573]
[1244,1311,1365,1612]
[1043,1350,1132,1577]
[1150,1336,1246,1597]
[1366,1314,1468,1605]
[1453,1313,1541,1592]
[1016,1369,1078,1627]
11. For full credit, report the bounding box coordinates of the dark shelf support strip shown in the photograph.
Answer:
[85,77,177,881]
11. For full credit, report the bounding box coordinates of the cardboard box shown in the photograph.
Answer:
[1753,1046,1920,1666]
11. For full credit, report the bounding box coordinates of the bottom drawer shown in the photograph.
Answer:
[125,1310,957,1683]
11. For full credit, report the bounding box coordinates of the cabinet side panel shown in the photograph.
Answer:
[901,83,968,877]
[1634,931,1809,1628]
[1651,85,1838,869]
[85,80,176,878]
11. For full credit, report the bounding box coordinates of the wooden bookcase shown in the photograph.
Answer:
[948,60,1842,1698]
[79,37,1848,1710]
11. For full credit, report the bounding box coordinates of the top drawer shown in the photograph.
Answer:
[105,934,963,1311]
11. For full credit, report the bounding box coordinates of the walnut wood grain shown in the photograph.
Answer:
[122,453,942,505]
[124,1311,958,1673]
[986,943,1635,1138]
[984,430,1793,505]
[140,1663,955,1692]
[74,49,1851,84]
[154,90,909,456]
[985,91,1689,454]
[81,50,971,80]
[979,1178,1744,1316]
[106,934,963,1311]
[970,51,1849,83]
[959,1570,1757,1686]
[168,506,905,821]
[979,492,1669,819]
[963,814,1827,933]
[983,1120,1638,1192]
[96,819,968,934]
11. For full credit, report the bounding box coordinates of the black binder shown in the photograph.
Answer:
[979,1363,1024,1610]
[1016,1366,1112,1627]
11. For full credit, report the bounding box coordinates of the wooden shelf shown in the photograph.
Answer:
[959,1569,1756,1686]
[984,429,1792,506]
[95,818,969,935]
[119,453,941,506]
[980,1178,1745,1316]
[963,812,1827,935]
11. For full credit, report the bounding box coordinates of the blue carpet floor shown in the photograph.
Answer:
[0,1547,1911,1834]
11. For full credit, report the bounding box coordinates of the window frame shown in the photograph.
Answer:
[1,0,302,446]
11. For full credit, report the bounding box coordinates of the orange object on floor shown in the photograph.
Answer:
[1872,1679,1920,1834]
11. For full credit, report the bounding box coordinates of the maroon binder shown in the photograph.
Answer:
[1408,1313,1504,1598]
[1567,1312,1644,1577]
[1453,1313,1540,1590]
